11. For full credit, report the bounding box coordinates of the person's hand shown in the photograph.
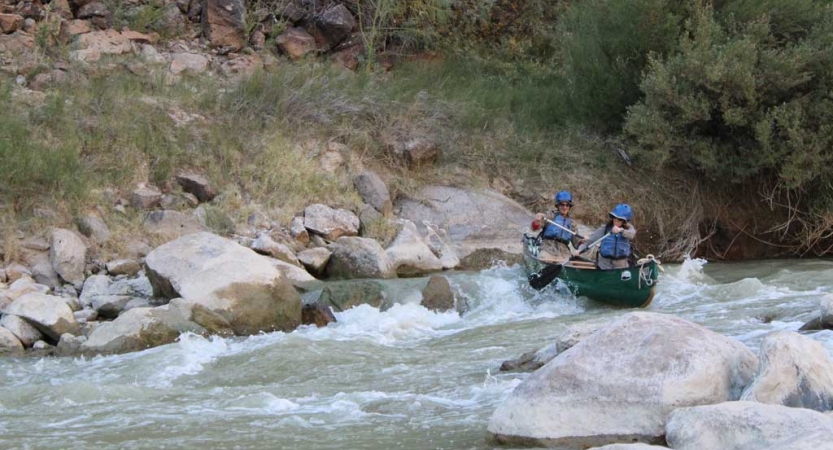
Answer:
[535,213,545,222]
[612,226,622,234]
[571,248,580,257]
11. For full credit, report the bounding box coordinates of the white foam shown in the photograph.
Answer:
[144,333,229,388]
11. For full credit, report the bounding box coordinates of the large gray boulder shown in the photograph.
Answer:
[500,320,605,372]
[666,401,833,450]
[395,186,532,260]
[353,171,392,216]
[385,221,443,277]
[762,432,832,450]
[740,331,833,411]
[49,228,87,288]
[6,293,80,341]
[487,312,759,448]
[144,232,302,335]
[589,445,670,450]
[0,327,23,353]
[297,247,331,276]
[81,305,205,354]
[304,204,359,241]
[326,236,396,279]
[0,313,43,347]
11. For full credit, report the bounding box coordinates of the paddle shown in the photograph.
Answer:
[541,218,586,240]
[528,233,611,291]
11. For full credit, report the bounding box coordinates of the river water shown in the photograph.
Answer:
[1,258,832,449]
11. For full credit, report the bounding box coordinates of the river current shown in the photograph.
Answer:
[1,258,832,449]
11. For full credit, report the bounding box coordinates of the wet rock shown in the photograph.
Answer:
[316,280,385,312]
[799,294,833,331]
[0,313,43,347]
[395,186,532,261]
[131,185,163,209]
[49,228,87,289]
[304,204,359,241]
[176,172,217,202]
[386,221,443,277]
[487,312,759,448]
[169,298,234,336]
[6,293,80,341]
[297,247,331,276]
[202,0,245,50]
[313,4,354,50]
[81,305,205,354]
[145,232,302,335]
[76,214,110,242]
[301,302,336,327]
[0,327,23,353]
[326,236,396,280]
[666,401,833,450]
[420,275,462,314]
[276,27,315,60]
[741,331,833,411]
[353,171,392,217]
[500,321,605,372]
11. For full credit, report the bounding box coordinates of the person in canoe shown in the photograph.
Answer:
[575,203,635,270]
[531,191,582,264]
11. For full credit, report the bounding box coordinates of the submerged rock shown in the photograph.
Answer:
[301,303,336,327]
[316,280,385,312]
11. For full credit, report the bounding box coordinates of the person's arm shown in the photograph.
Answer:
[531,211,553,231]
[570,221,582,247]
[577,226,605,252]
[621,224,636,240]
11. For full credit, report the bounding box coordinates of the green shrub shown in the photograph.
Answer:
[624,2,833,188]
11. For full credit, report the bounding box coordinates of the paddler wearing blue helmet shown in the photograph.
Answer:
[531,191,582,263]
[576,203,636,270]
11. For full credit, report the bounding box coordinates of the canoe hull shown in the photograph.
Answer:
[522,234,659,308]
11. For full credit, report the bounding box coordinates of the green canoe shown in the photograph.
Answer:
[522,233,660,308]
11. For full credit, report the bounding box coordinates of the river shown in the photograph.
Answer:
[1,258,831,449]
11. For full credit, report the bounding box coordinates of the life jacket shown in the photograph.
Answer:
[599,223,631,260]
[542,214,573,243]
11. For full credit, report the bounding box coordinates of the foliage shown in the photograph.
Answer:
[554,0,686,130]
[624,2,833,189]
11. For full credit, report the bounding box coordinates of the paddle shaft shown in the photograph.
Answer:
[578,232,611,255]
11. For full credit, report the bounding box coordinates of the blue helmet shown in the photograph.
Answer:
[554,191,573,206]
[609,203,633,222]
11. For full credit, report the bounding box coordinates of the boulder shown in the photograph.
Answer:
[589,445,670,450]
[71,29,154,62]
[4,263,30,283]
[391,138,441,168]
[313,4,355,49]
[56,333,87,355]
[395,186,533,260]
[59,19,92,44]
[220,53,263,79]
[170,52,209,75]
[487,312,759,448]
[6,293,80,341]
[761,432,832,450]
[500,321,604,372]
[175,172,216,202]
[297,247,331,276]
[420,275,459,313]
[106,259,142,277]
[142,210,204,237]
[301,302,336,327]
[202,0,246,50]
[29,251,61,289]
[79,274,110,307]
[290,216,309,246]
[386,221,443,277]
[304,204,359,241]
[666,401,833,450]
[799,294,833,330]
[0,13,23,34]
[316,280,385,312]
[144,232,302,335]
[80,305,205,354]
[276,27,315,59]
[0,313,42,347]
[50,228,87,288]
[0,31,35,57]
[76,214,110,242]
[0,327,23,353]
[740,331,833,411]
[459,248,524,271]
[326,236,396,280]
[353,171,392,217]
[252,235,300,266]
[130,185,163,209]
[168,298,234,336]
[267,257,316,287]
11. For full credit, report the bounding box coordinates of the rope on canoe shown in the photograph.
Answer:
[636,254,661,289]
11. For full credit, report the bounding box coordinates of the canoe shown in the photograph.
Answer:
[521,233,660,308]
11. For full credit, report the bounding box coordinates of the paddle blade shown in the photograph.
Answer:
[528,264,563,290]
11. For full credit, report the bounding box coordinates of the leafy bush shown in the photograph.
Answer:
[554,0,685,130]
[624,2,833,188]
